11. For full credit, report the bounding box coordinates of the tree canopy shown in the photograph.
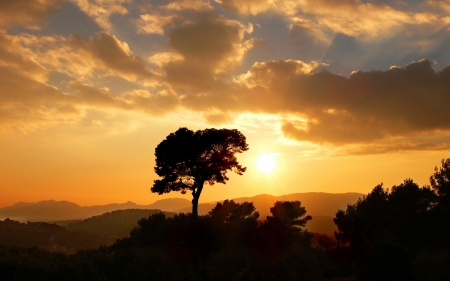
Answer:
[333,179,436,251]
[430,158,450,202]
[151,127,248,217]
[208,200,259,223]
[267,201,312,228]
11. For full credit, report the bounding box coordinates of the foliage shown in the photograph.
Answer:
[332,159,450,280]
[267,200,312,228]
[151,128,248,216]
[66,209,173,244]
[208,200,259,223]
[4,158,450,280]
[412,248,450,281]
[333,179,435,251]
[430,158,450,199]
[0,219,107,252]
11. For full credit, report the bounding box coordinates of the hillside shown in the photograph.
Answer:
[0,198,190,222]
[0,192,363,225]
[65,209,175,243]
[0,219,107,253]
[175,192,363,219]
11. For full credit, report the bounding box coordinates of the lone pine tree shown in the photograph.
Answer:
[151,127,249,217]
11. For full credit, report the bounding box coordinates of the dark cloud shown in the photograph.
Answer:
[279,59,450,144]
[158,11,250,92]
[341,140,450,155]
[180,59,450,148]
[0,0,64,29]
[168,13,242,65]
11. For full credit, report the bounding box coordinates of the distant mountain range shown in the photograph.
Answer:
[174,192,364,220]
[0,192,363,224]
[0,198,191,222]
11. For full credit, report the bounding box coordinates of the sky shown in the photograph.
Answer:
[1,0,450,208]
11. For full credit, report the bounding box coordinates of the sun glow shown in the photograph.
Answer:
[256,153,277,173]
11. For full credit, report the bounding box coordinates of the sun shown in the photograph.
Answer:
[256,153,277,173]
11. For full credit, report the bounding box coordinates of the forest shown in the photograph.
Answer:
[1,158,450,280]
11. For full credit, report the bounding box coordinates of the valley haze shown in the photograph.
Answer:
[0,192,363,223]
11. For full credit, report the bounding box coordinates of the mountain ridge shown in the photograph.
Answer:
[0,192,363,222]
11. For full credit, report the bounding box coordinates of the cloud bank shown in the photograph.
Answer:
[1,0,450,154]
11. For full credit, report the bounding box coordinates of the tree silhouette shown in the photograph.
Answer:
[208,200,259,246]
[151,128,248,217]
[334,179,435,252]
[268,201,312,228]
[429,158,450,246]
[430,158,450,202]
[208,200,259,223]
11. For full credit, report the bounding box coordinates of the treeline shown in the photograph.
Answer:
[1,158,450,280]
[331,158,450,280]
[66,209,173,243]
[0,219,107,253]
[0,209,173,252]
[1,200,323,281]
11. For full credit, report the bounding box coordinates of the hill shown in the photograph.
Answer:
[0,210,176,251]
[0,198,190,222]
[175,192,362,218]
[0,192,363,230]
[0,219,107,253]
[65,209,175,243]
[174,192,362,234]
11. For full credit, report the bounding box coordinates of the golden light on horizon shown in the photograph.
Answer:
[256,153,277,174]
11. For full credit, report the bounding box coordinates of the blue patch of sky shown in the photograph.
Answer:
[108,12,169,59]
[361,0,426,10]
[236,13,329,75]
[417,27,450,71]
[322,33,364,76]
[320,22,450,76]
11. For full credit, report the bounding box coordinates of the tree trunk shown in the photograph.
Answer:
[191,181,204,217]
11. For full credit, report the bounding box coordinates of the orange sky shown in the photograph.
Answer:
[1,0,450,208]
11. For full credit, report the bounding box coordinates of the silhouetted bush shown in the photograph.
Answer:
[357,243,412,281]
[413,248,450,281]
[329,158,450,280]
[6,156,450,281]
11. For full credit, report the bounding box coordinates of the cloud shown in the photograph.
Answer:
[0,30,177,132]
[180,59,320,113]
[66,81,180,116]
[178,58,450,151]
[257,60,450,145]
[0,33,78,132]
[203,111,232,124]
[67,32,155,82]
[117,87,180,115]
[340,140,450,156]
[136,13,175,35]
[21,31,156,84]
[149,11,253,92]
[295,0,414,36]
[217,0,445,38]
[67,81,117,106]
[216,0,273,15]
[0,0,64,29]
[70,0,131,30]
[2,0,450,156]
[166,0,213,11]
[0,32,49,82]
[167,13,247,69]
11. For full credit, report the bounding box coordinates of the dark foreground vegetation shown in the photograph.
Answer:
[2,158,450,280]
